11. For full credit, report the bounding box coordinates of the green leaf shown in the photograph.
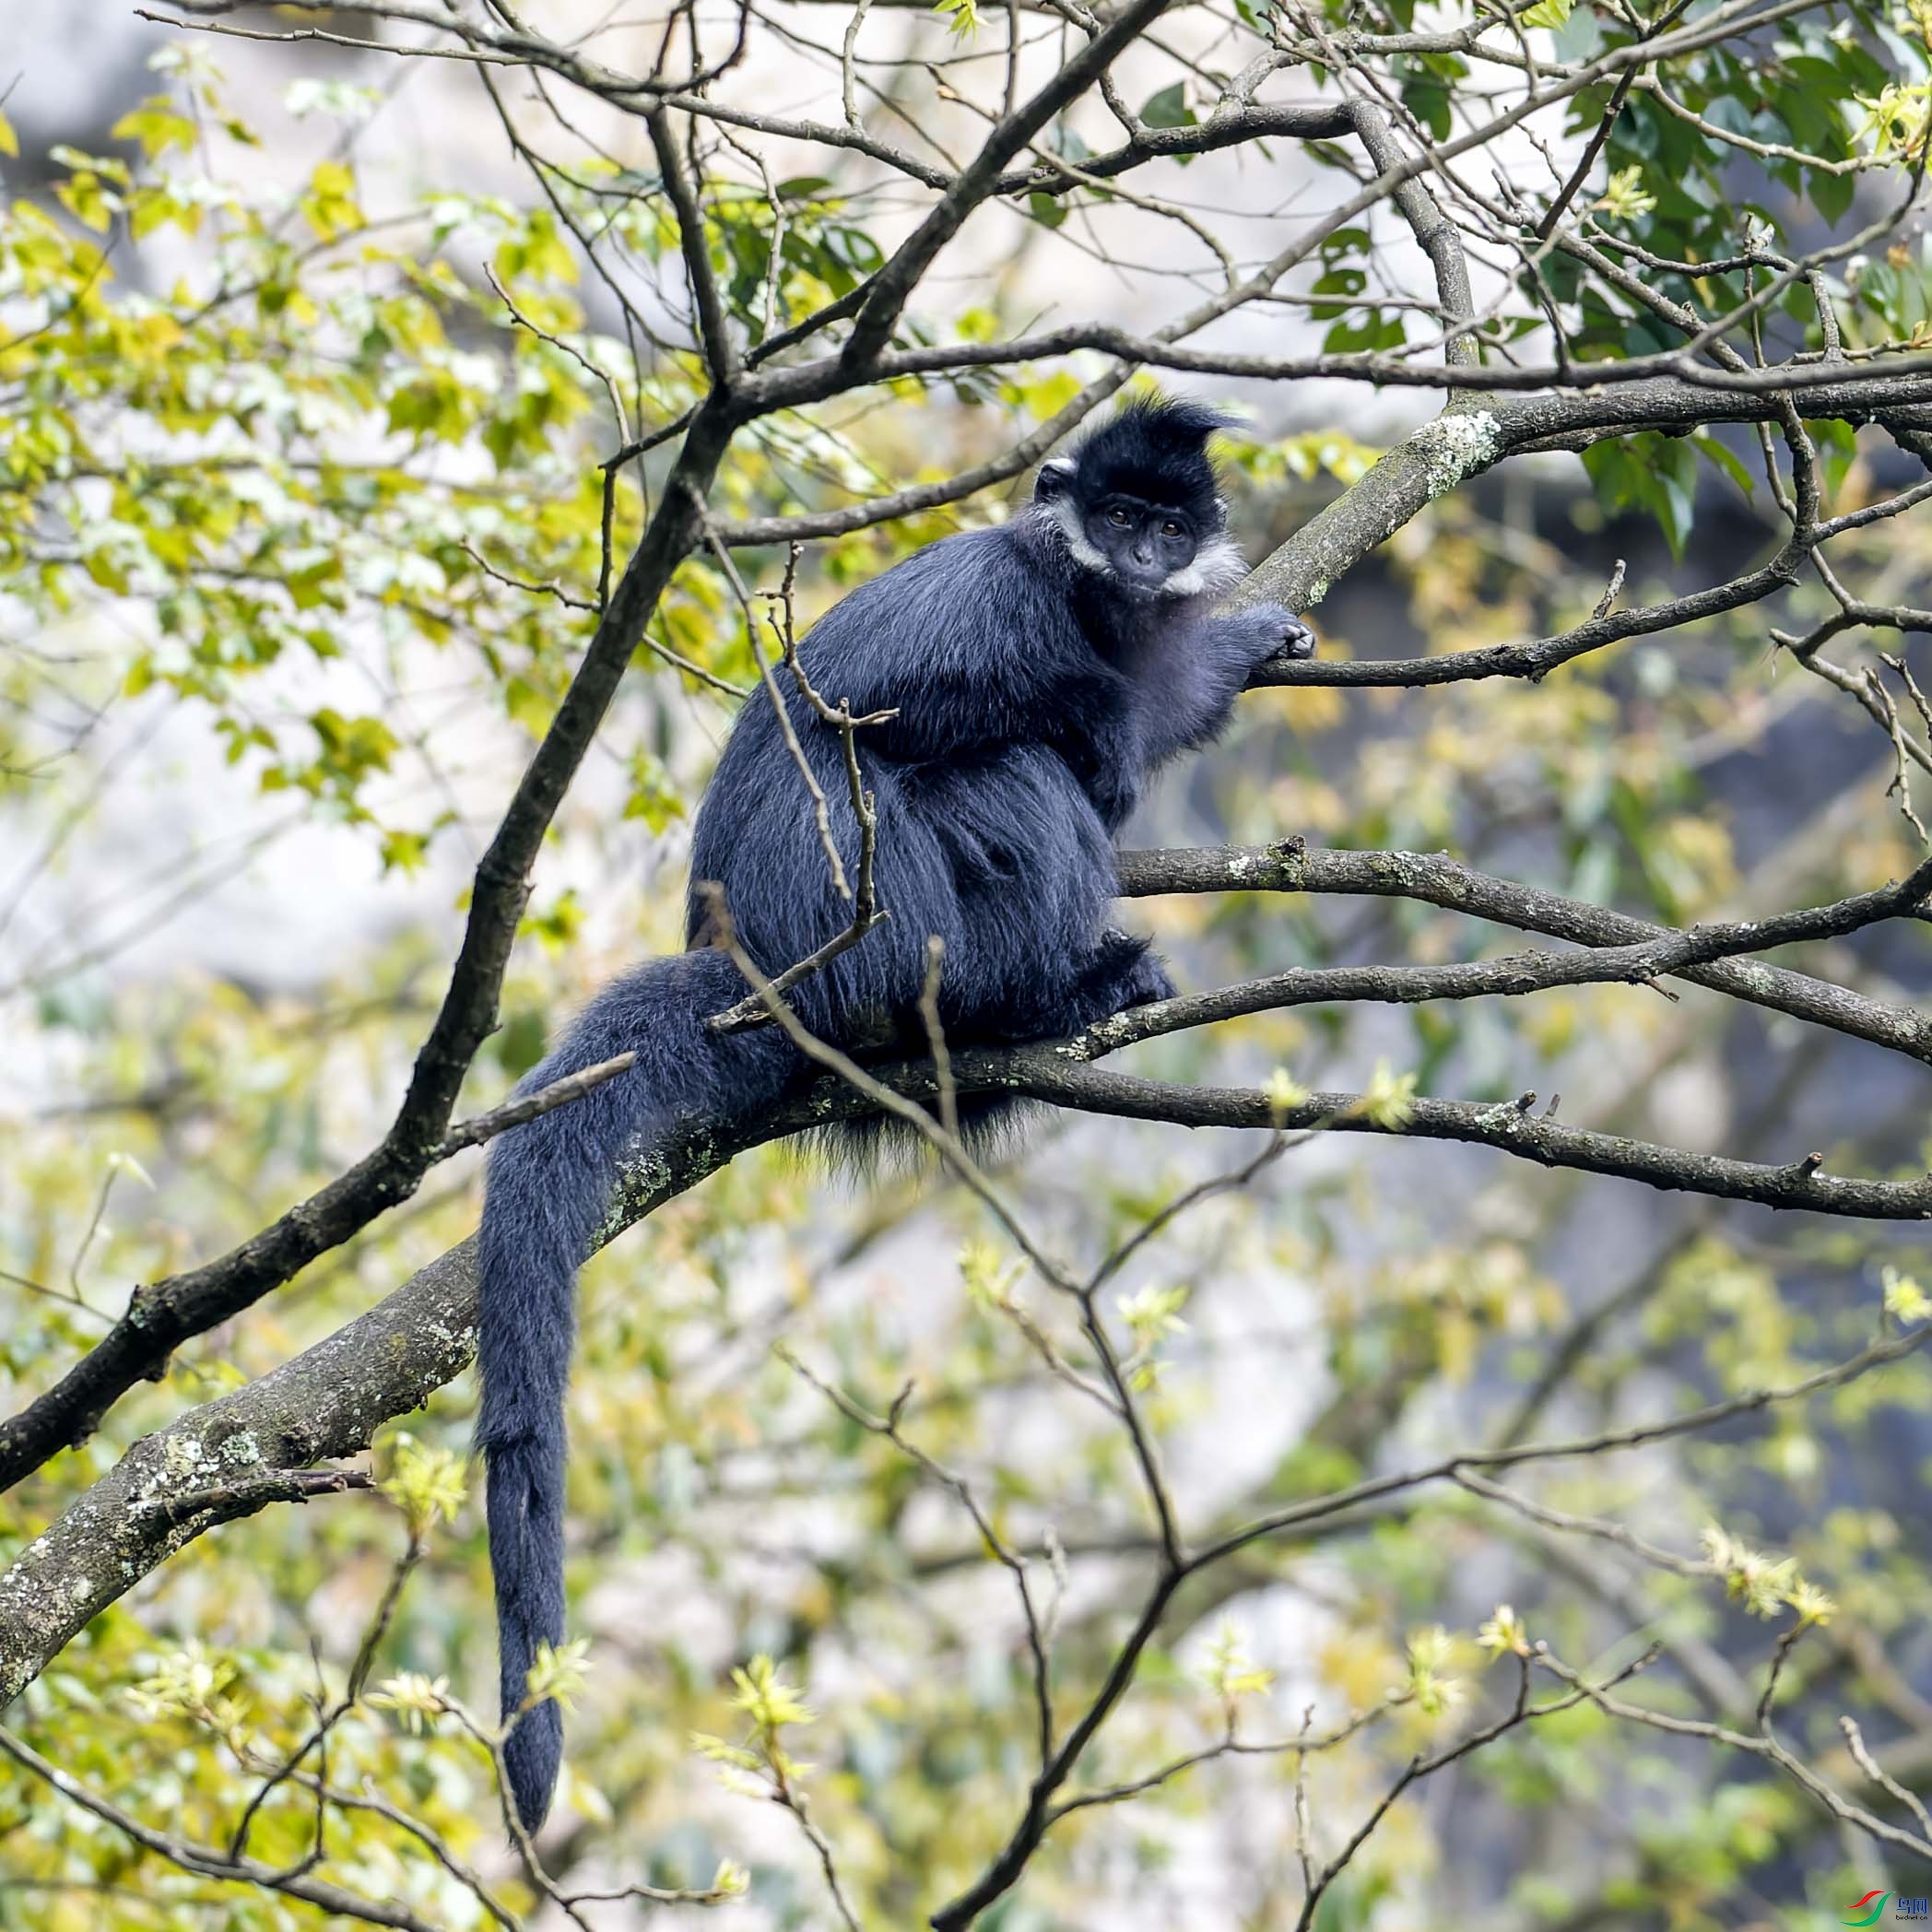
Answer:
[931,0,980,36]
[1690,432,1756,502]
[110,99,198,161]
[378,828,430,875]
[1401,77,1452,142]
[1808,167,1855,226]
[1140,83,1194,130]
[1582,432,1698,556]
[1804,416,1858,493]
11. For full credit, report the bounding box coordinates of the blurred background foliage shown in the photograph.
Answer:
[6,5,1932,1928]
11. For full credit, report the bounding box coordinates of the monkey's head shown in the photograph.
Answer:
[1033,395,1243,600]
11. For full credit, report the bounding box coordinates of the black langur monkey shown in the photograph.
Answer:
[477,395,1314,1828]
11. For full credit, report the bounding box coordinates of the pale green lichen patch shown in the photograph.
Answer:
[599,1138,701,1239]
[129,1430,225,1510]
[1075,1012,1138,1053]
[1414,409,1502,497]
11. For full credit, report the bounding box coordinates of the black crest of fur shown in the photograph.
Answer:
[1045,395,1231,524]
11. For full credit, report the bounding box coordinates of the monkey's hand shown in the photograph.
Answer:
[1245,603,1317,667]
[1114,942,1178,1010]
[1078,929,1178,1019]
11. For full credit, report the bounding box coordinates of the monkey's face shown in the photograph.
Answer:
[1082,492,1199,598]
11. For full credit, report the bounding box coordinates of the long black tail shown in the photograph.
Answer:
[477,948,793,1832]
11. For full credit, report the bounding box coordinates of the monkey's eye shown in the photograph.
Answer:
[1107,505,1131,526]
[1161,520,1183,537]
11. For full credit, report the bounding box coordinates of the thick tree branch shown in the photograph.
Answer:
[646,111,738,383]
[1342,98,1478,371]
[985,1058,1932,1217]
[718,364,1932,588]
[0,404,738,1499]
[1236,361,1932,613]
[1055,853,1932,1054]
[7,831,1932,1702]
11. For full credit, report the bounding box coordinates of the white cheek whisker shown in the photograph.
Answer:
[1160,535,1246,598]
[1043,496,1112,574]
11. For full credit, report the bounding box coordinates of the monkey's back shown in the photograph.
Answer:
[688,521,1125,1047]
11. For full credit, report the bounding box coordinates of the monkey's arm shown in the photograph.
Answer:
[1135,604,1313,767]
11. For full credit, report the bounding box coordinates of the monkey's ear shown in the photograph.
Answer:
[1033,456,1078,502]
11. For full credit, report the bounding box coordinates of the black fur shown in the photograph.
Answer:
[477,396,1314,1830]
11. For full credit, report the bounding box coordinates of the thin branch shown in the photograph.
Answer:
[0,1726,446,1932]
[781,1352,1059,1773]
[1538,1650,1932,1864]
[128,1467,374,1526]
[1115,841,1932,1068]
[646,109,737,382]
